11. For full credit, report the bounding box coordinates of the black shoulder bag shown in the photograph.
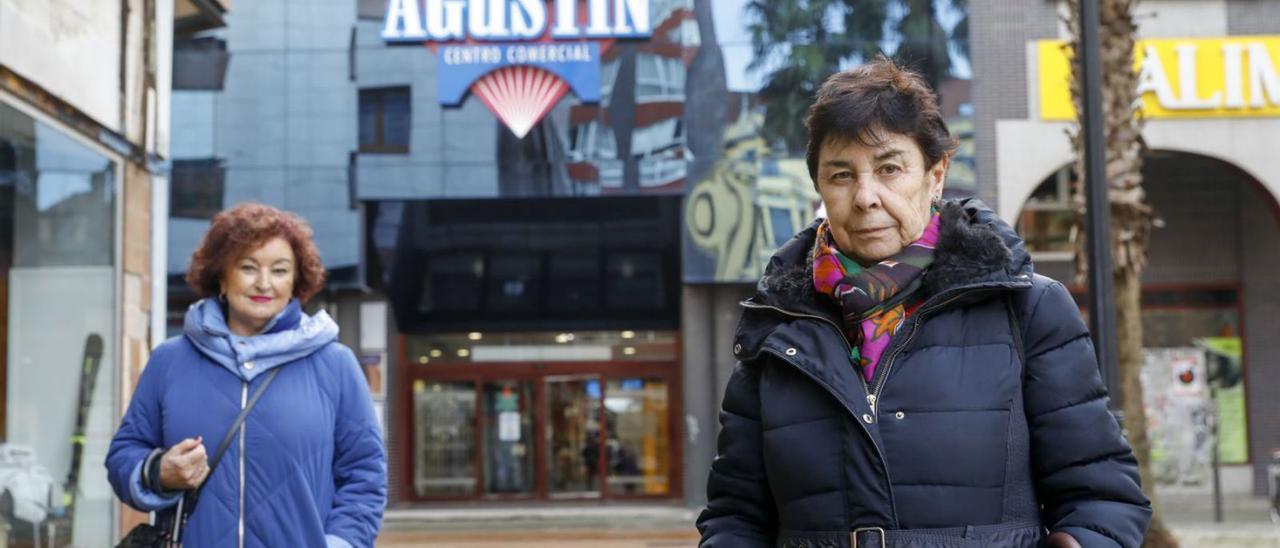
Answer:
[116,367,282,548]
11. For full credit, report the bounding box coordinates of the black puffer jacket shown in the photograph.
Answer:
[697,199,1151,547]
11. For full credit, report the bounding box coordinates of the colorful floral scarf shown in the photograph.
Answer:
[812,212,941,382]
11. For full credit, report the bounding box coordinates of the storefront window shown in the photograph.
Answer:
[0,100,117,544]
[605,378,669,496]
[1017,167,1075,256]
[1139,291,1249,487]
[412,381,476,497]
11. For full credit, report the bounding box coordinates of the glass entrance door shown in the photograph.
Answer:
[482,381,534,496]
[545,376,602,498]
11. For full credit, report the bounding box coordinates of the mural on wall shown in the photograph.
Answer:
[1142,340,1248,488]
[681,0,973,282]
[380,0,701,197]
[683,102,819,282]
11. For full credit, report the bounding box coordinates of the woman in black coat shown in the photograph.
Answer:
[696,58,1151,548]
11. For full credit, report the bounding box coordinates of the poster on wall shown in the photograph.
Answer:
[1141,341,1250,488]
[359,353,386,399]
[1142,348,1211,487]
[1194,337,1248,464]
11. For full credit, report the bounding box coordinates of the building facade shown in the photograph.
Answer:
[165,0,975,509]
[972,0,1280,497]
[0,0,220,543]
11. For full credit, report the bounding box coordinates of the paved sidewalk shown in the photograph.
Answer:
[376,495,1280,547]
[1159,487,1279,547]
[378,505,700,547]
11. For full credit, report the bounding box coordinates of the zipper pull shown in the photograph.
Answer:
[866,394,877,414]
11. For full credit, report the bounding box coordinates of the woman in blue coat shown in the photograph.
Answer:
[106,203,386,547]
[696,58,1151,547]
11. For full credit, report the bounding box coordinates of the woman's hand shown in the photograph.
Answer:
[159,437,209,491]
[1045,531,1083,548]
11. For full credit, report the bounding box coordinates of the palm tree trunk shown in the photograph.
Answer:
[1116,266,1177,547]
[1065,0,1176,545]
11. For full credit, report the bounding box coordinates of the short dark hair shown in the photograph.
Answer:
[805,56,957,182]
[186,202,328,303]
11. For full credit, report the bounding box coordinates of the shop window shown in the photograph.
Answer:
[1075,285,1252,484]
[1139,304,1249,484]
[1016,166,1075,256]
[0,101,118,543]
[359,87,410,154]
[412,381,476,497]
[604,378,669,496]
[169,158,225,219]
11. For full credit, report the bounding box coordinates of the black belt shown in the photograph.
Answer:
[851,527,885,548]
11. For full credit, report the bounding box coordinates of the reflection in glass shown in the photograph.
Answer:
[1,101,118,544]
[483,381,534,496]
[546,377,602,497]
[605,379,670,495]
[413,381,476,497]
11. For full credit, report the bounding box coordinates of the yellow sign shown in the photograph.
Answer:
[1039,35,1280,120]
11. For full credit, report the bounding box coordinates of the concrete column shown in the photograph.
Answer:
[681,285,714,508]
[681,283,753,508]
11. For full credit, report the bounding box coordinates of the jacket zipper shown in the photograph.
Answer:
[238,381,247,548]
[867,291,975,415]
[739,301,897,523]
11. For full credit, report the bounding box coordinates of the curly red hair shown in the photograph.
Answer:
[186,203,327,303]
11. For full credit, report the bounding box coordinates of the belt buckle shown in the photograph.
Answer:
[851,526,886,548]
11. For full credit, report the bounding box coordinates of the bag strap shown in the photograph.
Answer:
[175,366,283,529]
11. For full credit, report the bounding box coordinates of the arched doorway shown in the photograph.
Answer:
[1014,150,1280,500]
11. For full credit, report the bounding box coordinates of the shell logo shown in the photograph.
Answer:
[383,0,652,138]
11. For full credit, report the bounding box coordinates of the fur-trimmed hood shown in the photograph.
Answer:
[746,198,1033,320]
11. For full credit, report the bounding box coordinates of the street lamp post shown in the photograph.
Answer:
[1076,0,1121,409]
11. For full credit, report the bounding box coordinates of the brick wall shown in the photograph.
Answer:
[1239,179,1280,495]
[1226,0,1280,35]
[970,0,1058,207]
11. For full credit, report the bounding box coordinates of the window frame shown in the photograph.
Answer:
[359,86,411,154]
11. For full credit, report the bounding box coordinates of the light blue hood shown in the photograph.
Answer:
[183,298,339,381]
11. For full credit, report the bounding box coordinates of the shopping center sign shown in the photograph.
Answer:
[382,0,652,138]
[1039,36,1280,120]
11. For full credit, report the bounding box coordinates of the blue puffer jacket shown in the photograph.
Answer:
[106,299,386,547]
[697,199,1151,547]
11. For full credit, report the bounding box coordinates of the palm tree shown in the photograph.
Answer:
[1064,1,1174,546]
[746,0,963,154]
